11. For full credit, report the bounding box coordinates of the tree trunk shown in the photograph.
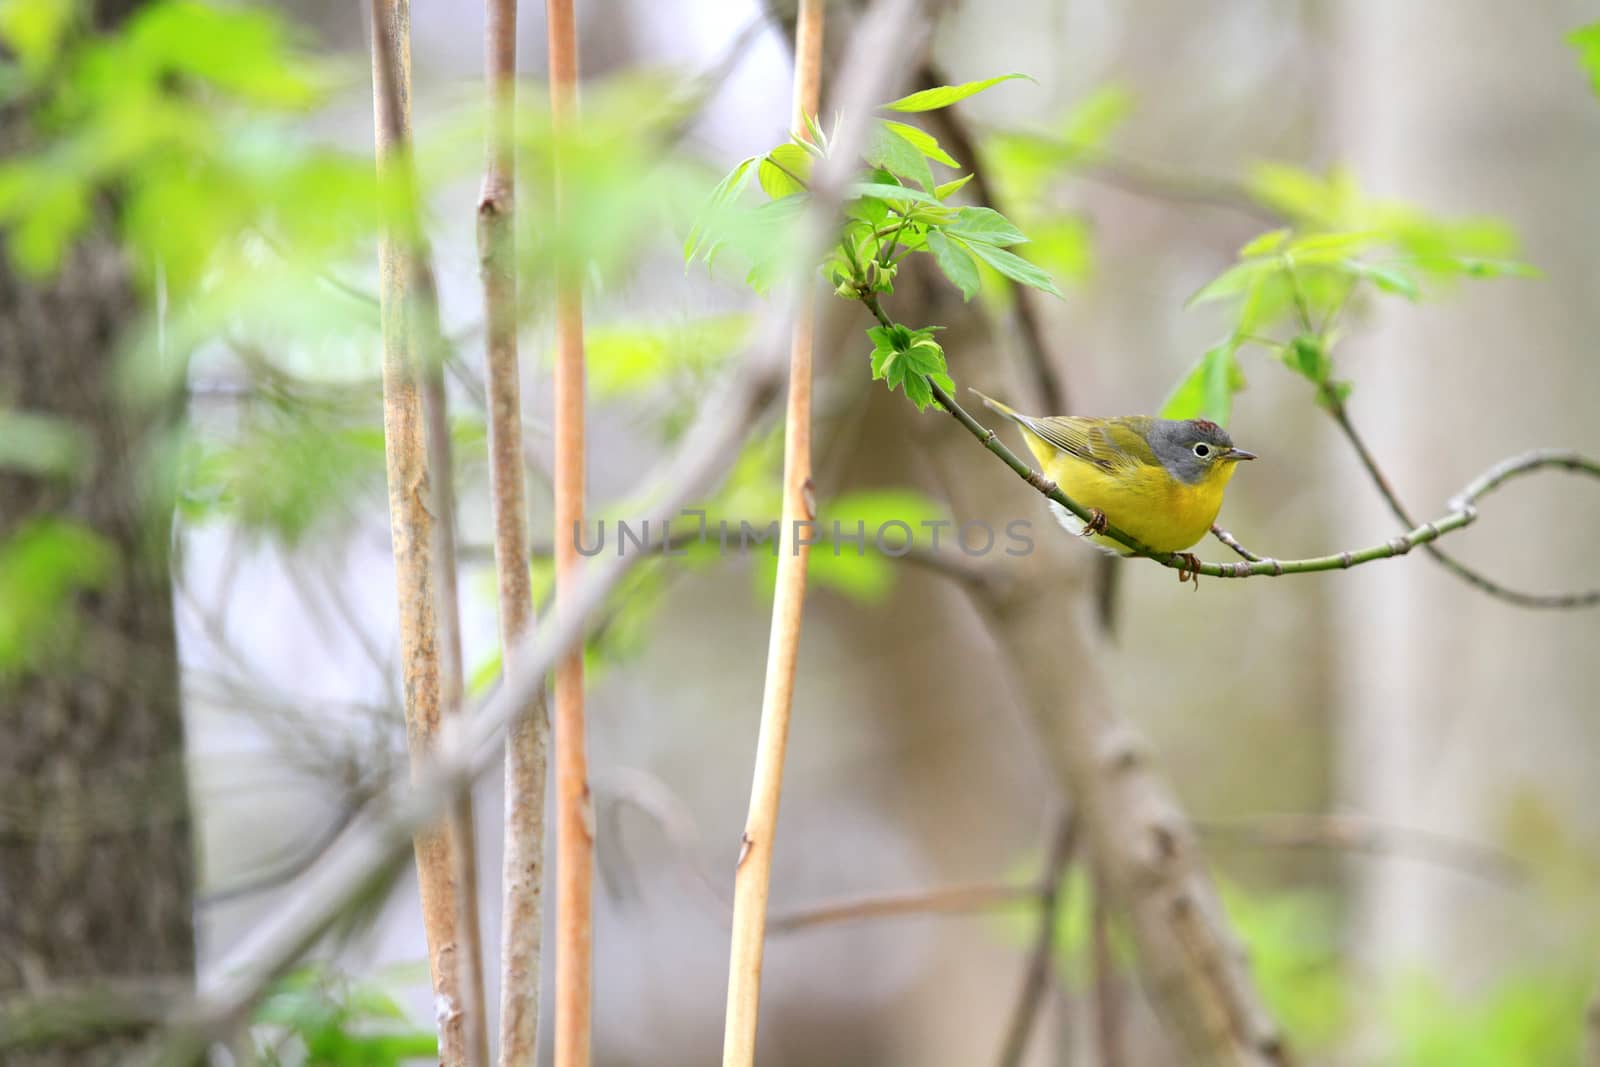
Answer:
[0,185,194,1067]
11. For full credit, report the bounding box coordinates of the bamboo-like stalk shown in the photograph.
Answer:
[720,4,824,1065]
[546,3,592,1067]
[479,2,549,1066]
[367,4,485,1065]
[425,361,491,1067]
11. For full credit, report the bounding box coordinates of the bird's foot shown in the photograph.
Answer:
[1176,552,1202,591]
[1080,508,1108,538]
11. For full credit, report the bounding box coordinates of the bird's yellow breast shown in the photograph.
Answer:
[1033,439,1236,554]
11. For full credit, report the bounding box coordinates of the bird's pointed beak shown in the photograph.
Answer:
[1225,447,1257,462]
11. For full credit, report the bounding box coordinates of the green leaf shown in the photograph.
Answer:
[757,142,811,199]
[947,205,1026,246]
[869,339,895,380]
[1568,21,1600,98]
[1286,334,1331,384]
[880,119,959,166]
[865,120,935,192]
[902,370,934,410]
[1438,256,1541,279]
[0,0,75,75]
[1239,228,1290,257]
[1286,230,1384,260]
[866,324,900,349]
[1161,341,1245,425]
[0,517,113,677]
[957,236,1063,297]
[883,73,1031,113]
[1185,257,1276,308]
[1344,259,1418,300]
[846,181,939,206]
[684,156,755,262]
[884,353,906,389]
[124,1,320,107]
[925,229,979,300]
[902,340,946,376]
[934,173,974,200]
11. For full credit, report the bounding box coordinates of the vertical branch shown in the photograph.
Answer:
[480,3,549,1067]
[546,3,592,1067]
[721,3,824,1066]
[995,814,1077,1067]
[426,333,491,1067]
[367,3,484,1065]
[1091,872,1123,1067]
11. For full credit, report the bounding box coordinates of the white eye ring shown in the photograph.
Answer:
[1193,443,1211,458]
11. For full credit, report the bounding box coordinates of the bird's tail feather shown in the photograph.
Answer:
[969,387,1026,425]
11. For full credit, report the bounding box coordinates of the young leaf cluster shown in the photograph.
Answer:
[1165,177,1537,425]
[868,322,950,411]
[686,74,1062,411]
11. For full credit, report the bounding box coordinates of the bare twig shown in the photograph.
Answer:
[996,814,1078,1067]
[1210,523,1268,563]
[1078,149,1283,225]
[1325,394,1600,608]
[476,2,548,1065]
[1195,812,1522,886]
[769,881,1038,934]
[199,800,364,908]
[368,5,482,1064]
[721,0,826,1061]
[596,766,729,915]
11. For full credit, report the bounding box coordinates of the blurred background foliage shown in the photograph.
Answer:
[3,0,1599,1064]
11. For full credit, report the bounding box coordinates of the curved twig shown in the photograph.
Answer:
[769,882,1038,934]
[1325,396,1600,608]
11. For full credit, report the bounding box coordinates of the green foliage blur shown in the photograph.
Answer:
[2,4,1597,1062]
[248,963,437,1066]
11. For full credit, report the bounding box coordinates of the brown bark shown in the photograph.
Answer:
[478,1,548,1065]
[0,217,194,1065]
[369,3,482,1063]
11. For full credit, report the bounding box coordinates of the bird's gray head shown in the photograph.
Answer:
[1148,418,1256,484]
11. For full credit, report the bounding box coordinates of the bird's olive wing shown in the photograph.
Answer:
[1026,416,1153,471]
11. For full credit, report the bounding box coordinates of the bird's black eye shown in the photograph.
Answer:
[1193,443,1211,458]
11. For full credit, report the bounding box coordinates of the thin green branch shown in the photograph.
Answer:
[858,292,1600,584]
